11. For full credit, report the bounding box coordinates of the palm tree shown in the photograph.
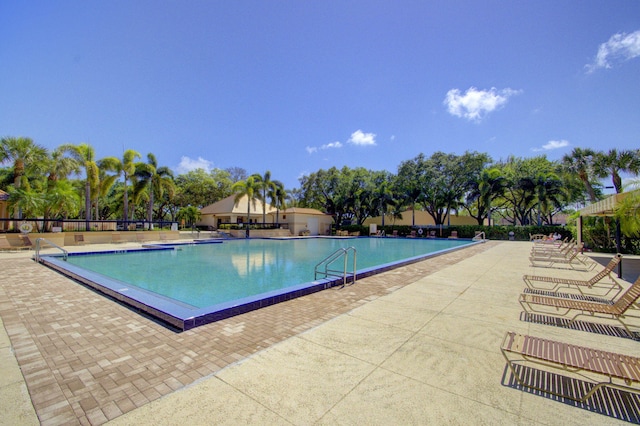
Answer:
[133,153,175,223]
[562,148,598,202]
[268,180,286,224]
[176,206,201,229]
[593,149,640,194]
[231,175,262,238]
[61,143,100,223]
[41,180,81,230]
[254,171,277,224]
[0,136,48,218]
[95,159,120,220]
[116,149,141,221]
[373,180,395,227]
[6,186,43,225]
[465,167,506,225]
[45,146,81,190]
[532,171,564,225]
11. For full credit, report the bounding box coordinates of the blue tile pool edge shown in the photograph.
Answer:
[36,239,481,331]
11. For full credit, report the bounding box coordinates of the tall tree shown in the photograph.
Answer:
[371,171,396,227]
[417,151,490,225]
[464,167,506,225]
[117,149,141,220]
[231,175,262,237]
[225,166,247,183]
[298,167,344,221]
[531,171,564,225]
[41,180,82,229]
[45,146,81,189]
[593,149,640,194]
[61,143,100,222]
[94,161,120,220]
[174,168,232,209]
[0,136,48,218]
[268,180,286,224]
[254,171,277,224]
[498,156,559,225]
[562,148,598,202]
[396,155,425,226]
[133,153,175,222]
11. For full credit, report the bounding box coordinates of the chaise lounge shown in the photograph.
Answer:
[1,235,31,251]
[530,237,572,255]
[529,242,594,270]
[523,253,623,297]
[501,331,640,402]
[519,276,640,336]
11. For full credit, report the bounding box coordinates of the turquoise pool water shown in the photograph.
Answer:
[41,237,476,329]
[64,238,471,309]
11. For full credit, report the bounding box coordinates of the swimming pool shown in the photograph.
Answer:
[39,237,476,330]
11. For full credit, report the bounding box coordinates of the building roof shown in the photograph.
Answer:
[200,194,276,215]
[0,189,8,201]
[281,207,329,216]
[579,192,630,217]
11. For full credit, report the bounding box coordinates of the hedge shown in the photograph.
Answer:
[333,224,572,241]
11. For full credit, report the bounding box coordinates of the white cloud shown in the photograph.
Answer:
[444,87,521,122]
[306,141,342,154]
[321,141,343,150]
[532,139,570,152]
[306,131,375,154]
[348,130,376,146]
[587,30,640,72]
[176,156,212,174]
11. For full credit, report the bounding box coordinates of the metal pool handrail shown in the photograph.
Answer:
[314,246,357,287]
[35,238,68,262]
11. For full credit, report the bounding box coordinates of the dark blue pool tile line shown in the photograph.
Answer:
[38,239,480,331]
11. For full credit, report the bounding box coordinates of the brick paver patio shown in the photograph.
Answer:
[0,242,495,425]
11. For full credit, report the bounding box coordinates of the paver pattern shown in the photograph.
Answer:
[0,242,494,425]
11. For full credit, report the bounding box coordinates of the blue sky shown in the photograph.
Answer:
[1,1,639,190]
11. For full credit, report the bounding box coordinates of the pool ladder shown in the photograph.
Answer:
[314,247,357,287]
[35,238,68,262]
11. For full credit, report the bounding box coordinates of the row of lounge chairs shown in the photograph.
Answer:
[0,234,33,251]
[529,239,595,270]
[1,232,173,252]
[501,240,640,404]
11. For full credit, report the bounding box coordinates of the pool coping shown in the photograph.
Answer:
[37,238,481,331]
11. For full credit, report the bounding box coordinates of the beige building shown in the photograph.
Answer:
[198,194,277,229]
[364,209,478,227]
[198,196,334,237]
[280,207,334,236]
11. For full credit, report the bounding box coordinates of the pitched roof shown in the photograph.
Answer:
[0,189,8,201]
[200,194,276,215]
[281,207,328,216]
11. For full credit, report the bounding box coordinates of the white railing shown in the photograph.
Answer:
[314,247,357,286]
[35,238,68,262]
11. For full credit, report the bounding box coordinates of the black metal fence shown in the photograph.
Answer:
[216,222,285,231]
[0,218,178,233]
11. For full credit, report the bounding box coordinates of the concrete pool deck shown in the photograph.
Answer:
[1,239,638,424]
